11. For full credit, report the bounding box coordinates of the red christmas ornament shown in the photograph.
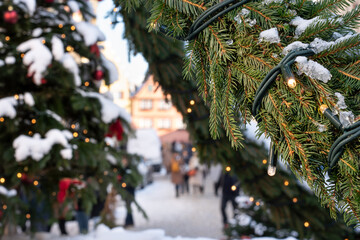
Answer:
[41,78,47,84]
[105,119,124,141]
[3,10,18,24]
[93,69,104,81]
[90,44,100,57]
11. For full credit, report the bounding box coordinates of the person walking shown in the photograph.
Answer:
[219,171,239,229]
[188,152,205,194]
[170,152,184,197]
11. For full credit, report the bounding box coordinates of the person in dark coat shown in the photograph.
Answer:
[219,171,239,228]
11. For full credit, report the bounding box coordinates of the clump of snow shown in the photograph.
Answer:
[17,38,52,85]
[0,60,4,67]
[24,92,35,106]
[127,129,162,162]
[339,111,354,128]
[67,0,80,12]
[46,110,62,122]
[241,8,250,16]
[60,148,73,160]
[5,56,16,64]
[243,120,271,149]
[61,53,81,86]
[0,41,3,48]
[246,18,256,27]
[282,41,309,55]
[313,121,326,132]
[77,90,131,124]
[259,28,280,44]
[14,0,36,16]
[0,97,17,118]
[32,28,42,37]
[75,22,105,46]
[310,34,357,53]
[295,56,332,83]
[13,129,73,162]
[106,153,117,165]
[51,36,64,61]
[290,16,319,38]
[335,92,347,109]
[263,0,283,4]
[101,54,118,84]
[0,186,17,198]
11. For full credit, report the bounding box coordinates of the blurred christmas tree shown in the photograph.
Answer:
[0,0,141,235]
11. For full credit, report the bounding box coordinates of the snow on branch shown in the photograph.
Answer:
[77,90,131,124]
[14,0,36,16]
[259,28,280,44]
[75,22,105,46]
[17,38,52,85]
[13,129,73,162]
[0,93,35,118]
[0,186,17,198]
[295,56,332,83]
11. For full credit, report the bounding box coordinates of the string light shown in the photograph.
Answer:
[187,108,192,113]
[14,94,19,100]
[58,24,63,28]
[267,141,277,176]
[8,6,13,11]
[41,39,46,44]
[122,183,127,188]
[28,131,33,135]
[292,197,298,203]
[255,201,260,206]
[66,46,74,52]
[3,205,7,210]
[17,173,22,178]
[81,57,90,64]
[33,180,39,186]
[0,178,5,183]
[284,180,289,186]
[304,221,310,227]
[5,36,10,41]
[83,129,88,134]
[262,159,267,164]
[21,53,25,58]
[191,147,196,152]
[24,166,28,172]
[249,197,254,202]
[73,132,78,137]
[190,100,195,105]
[113,7,118,12]
[0,117,4,122]
[31,119,36,124]
[85,138,90,143]
[64,6,70,12]
[70,25,76,31]
[71,124,76,129]
[61,34,66,39]
[84,82,90,87]
[26,214,31,219]
[225,166,231,172]
[281,64,296,88]
[231,185,237,191]
[104,171,108,176]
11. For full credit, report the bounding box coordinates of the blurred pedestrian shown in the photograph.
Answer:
[188,152,205,194]
[219,171,239,229]
[170,152,184,197]
[209,163,222,196]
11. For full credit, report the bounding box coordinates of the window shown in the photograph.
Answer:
[158,99,172,110]
[175,118,185,129]
[139,99,152,110]
[148,85,153,92]
[139,118,153,128]
[158,118,171,129]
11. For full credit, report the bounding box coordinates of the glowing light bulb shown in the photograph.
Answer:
[26,214,31,219]
[0,178,5,183]
[190,100,195,105]
[225,166,231,172]
[249,197,254,202]
[187,108,192,113]
[17,173,22,178]
[41,39,46,44]
[31,119,36,124]
[231,185,237,191]
[70,25,76,31]
[319,104,328,114]
[3,205,7,210]
[304,221,310,227]
[287,78,296,88]
[73,132,78,137]
[267,165,276,176]
[262,159,267,164]
[84,82,90,87]
[255,201,260,206]
[58,24,63,28]
[8,6,13,11]
[293,197,298,203]
[191,147,196,152]
[33,180,39,186]
[61,34,66,39]
[85,138,90,143]
[284,180,289,186]
[14,94,19,100]
[83,129,88,134]
[0,118,4,122]
[5,36,10,41]
[122,183,127,188]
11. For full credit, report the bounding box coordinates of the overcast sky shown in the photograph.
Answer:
[96,0,148,87]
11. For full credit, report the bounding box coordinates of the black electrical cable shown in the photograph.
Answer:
[159,0,252,41]
[251,49,315,120]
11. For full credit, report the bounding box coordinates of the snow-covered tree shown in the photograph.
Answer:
[0,0,140,234]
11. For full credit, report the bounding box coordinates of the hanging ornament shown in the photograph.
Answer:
[41,78,47,84]
[90,44,100,57]
[93,68,104,81]
[105,119,124,141]
[3,9,18,24]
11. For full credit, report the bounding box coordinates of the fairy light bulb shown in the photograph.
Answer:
[231,185,237,191]
[0,178,5,183]
[17,173,22,178]
[58,24,63,29]
[0,117,4,122]
[262,159,267,165]
[8,6,14,11]
[225,166,231,172]
[191,147,196,152]
[319,104,328,114]
[267,165,276,176]
[73,132,78,137]
[287,78,297,88]
[284,180,289,186]
[122,183,127,188]
[85,138,90,143]
[292,197,298,203]
[31,119,36,124]
[304,221,310,227]
[249,197,254,202]
[190,100,195,105]
[33,180,39,186]
[267,141,278,176]
[187,108,192,113]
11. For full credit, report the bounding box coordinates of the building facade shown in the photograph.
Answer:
[131,75,185,136]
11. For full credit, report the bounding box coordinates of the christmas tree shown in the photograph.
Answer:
[111,0,360,238]
[114,0,360,227]
[0,0,141,234]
